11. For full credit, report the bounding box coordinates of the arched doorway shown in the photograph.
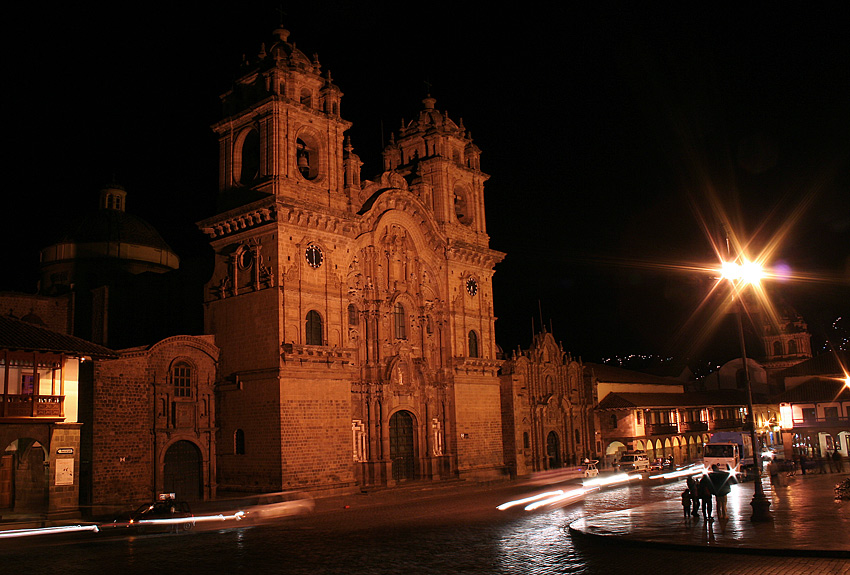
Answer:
[164,441,201,500]
[2,438,48,512]
[546,431,562,469]
[390,411,416,481]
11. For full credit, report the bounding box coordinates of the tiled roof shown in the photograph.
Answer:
[778,351,850,377]
[596,390,750,410]
[585,363,683,386]
[0,314,117,358]
[774,379,850,403]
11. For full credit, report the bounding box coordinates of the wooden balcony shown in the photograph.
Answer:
[710,418,743,430]
[646,423,679,436]
[0,394,65,422]
[680,421,708,433]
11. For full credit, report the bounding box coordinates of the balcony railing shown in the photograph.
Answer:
[788,415,849,429]
[1,394,65,421]
[710,418,743,431]
[680,421,708,433]
[646,423,679,436]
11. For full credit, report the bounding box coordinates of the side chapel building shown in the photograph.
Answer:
[500,330,593,476]
[198,26,506,493]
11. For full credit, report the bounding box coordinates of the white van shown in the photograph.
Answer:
[615,452,650,473]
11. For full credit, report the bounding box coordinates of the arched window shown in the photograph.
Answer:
[523,432,530,449]
[239,129,260,185]
[296,134,319,180]
[610,413,618,429]
[234,429,245,455]
[468,330,479,358]
[348,304,358,326]
[172,361,192,397]
[773,341,783,356]
[789,339,798,354]
[300,88,312,107]
[575,428,581,445]
[394,303,406,339]
[306,310,323,345]
[453,184,473,226]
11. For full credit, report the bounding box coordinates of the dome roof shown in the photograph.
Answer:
[40,184,179,275]
[59,208,174,252]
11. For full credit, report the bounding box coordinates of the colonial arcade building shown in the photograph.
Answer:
[199,26,505,493]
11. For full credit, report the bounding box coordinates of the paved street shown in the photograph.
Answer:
[1,474,848,574]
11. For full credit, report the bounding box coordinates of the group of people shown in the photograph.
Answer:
[682,465,736,522]
[775,450,844,479]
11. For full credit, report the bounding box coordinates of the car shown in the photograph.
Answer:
[240,491,315,523]
[583,460,599,478]
[111,493,195,534]
[614,453,650,473]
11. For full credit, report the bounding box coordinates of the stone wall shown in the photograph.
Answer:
[91,354,153,512]
[454,379,505,478]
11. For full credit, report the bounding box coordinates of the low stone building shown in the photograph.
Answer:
[86,335,218,514]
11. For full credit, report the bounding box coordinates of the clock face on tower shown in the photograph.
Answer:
[305,245,324,268]
[466,278,478,296]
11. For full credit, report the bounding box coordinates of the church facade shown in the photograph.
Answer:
[500,331,595,477]
[198,26,505,493]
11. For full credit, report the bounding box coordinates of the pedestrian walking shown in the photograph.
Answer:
[681,487,692,518]
[834,450,845,473]
[686,474,700,516]
[799,453,808,475]
[816,453,827,474]
[768,459,786,487]
[708,464,736,520]
[698,473,714,522]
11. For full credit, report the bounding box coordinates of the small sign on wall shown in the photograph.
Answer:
[55,458,74,486]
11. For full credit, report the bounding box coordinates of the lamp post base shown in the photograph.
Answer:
[750,493,773,522]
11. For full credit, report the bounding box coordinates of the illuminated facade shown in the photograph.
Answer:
[594,389,750,467]
[500,331,594,476]
[774,351,850,462]
[198,26,505,492]
[587,363,749,466]
[0,314,116,517]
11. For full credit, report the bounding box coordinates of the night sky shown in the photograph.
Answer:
[5,3,848,366]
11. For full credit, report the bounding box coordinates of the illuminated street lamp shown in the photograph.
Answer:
[719,258,773,522]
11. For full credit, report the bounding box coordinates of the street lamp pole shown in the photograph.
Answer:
[733,299,773,522]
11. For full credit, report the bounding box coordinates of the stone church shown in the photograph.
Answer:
[500,330,594,477]
[198,26,506,493]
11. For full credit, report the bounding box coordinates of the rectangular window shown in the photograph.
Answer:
[21,374,37,394]
[394,303,406,339]
[173,365,192,397]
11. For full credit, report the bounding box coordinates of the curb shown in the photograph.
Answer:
[566,521,850,559]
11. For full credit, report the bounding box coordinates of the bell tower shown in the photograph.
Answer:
[212,26,351,211]
[382,96,488,242]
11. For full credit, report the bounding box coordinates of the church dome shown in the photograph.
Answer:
[60,206,174,252]
[58,184,176,253]
[39,184,180,294]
